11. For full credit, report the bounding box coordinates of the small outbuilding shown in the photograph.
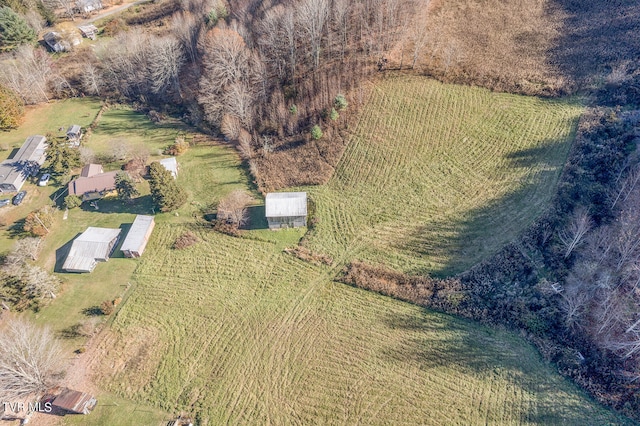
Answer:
[120,215,155,258]
[66,125,83,146]
[78,24,98,40]
[50,388,97,415]
[265,192,307,230]
[0,135,47,192]
[62,227,121,273]
[159,157,178,179]
[76,0,102,13]
[43,31,80,53]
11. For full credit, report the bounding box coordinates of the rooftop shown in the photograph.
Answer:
[265,192,307,218]
[120,215,155,252]
[68,170,118,196]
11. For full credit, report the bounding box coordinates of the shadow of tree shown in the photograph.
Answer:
[398,138,568,277]
[552,0,640,96]
[54,233,79,273]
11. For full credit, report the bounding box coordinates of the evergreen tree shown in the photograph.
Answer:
[115,171,139,202]
[45,139,80,175]
[148,162,187,212]
[0,84,24,130]
[0,7,36,52]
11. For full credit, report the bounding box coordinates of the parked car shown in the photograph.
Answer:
[38,173,51,186]
[0,199,10,207]
[12,191,26,205]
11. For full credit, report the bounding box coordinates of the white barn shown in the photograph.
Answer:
[120,215,155,258]
[62,227,121,273]
[265,192,307,230]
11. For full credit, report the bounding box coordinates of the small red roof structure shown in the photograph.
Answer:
[50,388,97,415]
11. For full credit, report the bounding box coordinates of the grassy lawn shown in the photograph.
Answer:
[0,98,102,154]
[303,75,584,276]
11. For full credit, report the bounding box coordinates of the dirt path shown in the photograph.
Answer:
[78,0,150,25]
[28,328,110,425]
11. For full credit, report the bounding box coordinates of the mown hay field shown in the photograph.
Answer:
[83,77,629,424]
[304,75,583,276]
[93,223,624,425]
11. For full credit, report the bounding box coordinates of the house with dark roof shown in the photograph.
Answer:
[68,165,118,201]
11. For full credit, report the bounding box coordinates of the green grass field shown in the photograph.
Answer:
[82,78,625,424]
[0,83,625,425]
[303,75,584,276]
[95,223,624,424]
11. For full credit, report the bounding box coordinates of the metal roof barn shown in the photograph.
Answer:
[265,192,307,229]
[159,157,178,179]
[0,135,47,192]
[120,215,155,258]
[50,388,97,415]
[62,227,121,273]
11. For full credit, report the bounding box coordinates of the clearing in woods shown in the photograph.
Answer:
[85,77,628,424]
[304,75,583,276]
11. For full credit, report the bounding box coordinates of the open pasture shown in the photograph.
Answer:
[93,223,624,424]
[304,75,583,276]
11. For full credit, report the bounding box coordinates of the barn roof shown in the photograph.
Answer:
[51,388,96,414]
[67,125,82,137]
[0,135,47,191]
[265,192,307,217]
[62,227,121,272]
[68,170,118,196]
[120,215,155,253]
[159,157,178,178]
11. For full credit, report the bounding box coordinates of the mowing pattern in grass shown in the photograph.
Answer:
[94,223,624,424]
[304,76,583,276]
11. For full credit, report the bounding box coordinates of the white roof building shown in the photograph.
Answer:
[0,135,47,192]
[265,192,307,229]
[62,227,121,273]
[120,215,155,258]
[159,157,178,179]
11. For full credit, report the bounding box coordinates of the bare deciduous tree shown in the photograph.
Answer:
[148,35,185,97]
[22,264,60,300]
[332,0,350,61]
[237,129,253,160]
[558,208,592,259]
[43,0,74,20]
[199,27,261,127]
[81,63,104,96]
[217,190,253,227]
[0,319,64,400]
[172,12,202,63]
[296,0,330,69]
[0,46,52,104]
